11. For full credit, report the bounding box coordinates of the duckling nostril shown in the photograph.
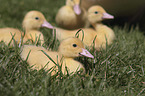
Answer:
[85,51,88,54]
[79,53,82,56]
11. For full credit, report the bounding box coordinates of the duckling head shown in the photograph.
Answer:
[66,0,81,15]
[87,5,114,24]
[58,37,94,58]
[22,11,53,31]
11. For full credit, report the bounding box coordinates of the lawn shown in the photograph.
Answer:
[0,0,145,96]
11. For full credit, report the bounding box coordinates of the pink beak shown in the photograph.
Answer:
[102,13,114,19]
[41,21,54,29]
[74,4,81,15]
[79,48,94,58]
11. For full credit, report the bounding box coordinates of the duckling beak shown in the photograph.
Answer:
[102,13,114,19]
[41,21,54,29]
[79,48,94,58]
[74,4,81,15]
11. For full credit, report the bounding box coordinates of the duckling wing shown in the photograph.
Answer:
[20,45,60,73]
[0,28,23,45]
[26,30,44,44]
[62,58,85,74]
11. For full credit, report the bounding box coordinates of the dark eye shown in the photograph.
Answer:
[94,11,98,14]
[35,17,39,20]
[72,44,77,47]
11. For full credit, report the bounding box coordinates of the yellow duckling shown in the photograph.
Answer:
[55,5,115,50]
[55,0,88,30]
[87,5,115,50]
[20,37,94,75]
[22,10,53,44]
[0,11,53,46]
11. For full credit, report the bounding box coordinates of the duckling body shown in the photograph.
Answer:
[55,5,115,50]
[20,45,59,75]
[55,0,87,29]
[0,28,27,45]
[62,58,85,74]
[56,27,97,47]
[20,38,94,75]
[25,30,44,44]
[0,11,53,46]
[93,23,115,50]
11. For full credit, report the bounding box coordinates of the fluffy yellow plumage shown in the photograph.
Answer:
[22,11,53,44]
[55,0,88,30]
[20,37,94,75]
[0,10,53,46]
[88,5,115,50]
[0,28,27,46]
[55,5,115,50]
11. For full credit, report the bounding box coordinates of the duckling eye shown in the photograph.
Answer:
[72,44,77,47]
[94,11,98,14]
[35,17,39,20]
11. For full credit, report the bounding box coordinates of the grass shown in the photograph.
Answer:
[0,0,145,96]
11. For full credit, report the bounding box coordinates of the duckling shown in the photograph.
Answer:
[55,0,88,30]
[20,37,94,75]
[22,10,53,44]
[0,10,53,46]
[87,5,115,50]
[55,5,115,50]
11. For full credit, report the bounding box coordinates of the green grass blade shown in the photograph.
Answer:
[41,50,57,66]
[75,29,84,41]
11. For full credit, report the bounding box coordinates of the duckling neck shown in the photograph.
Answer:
[59,55,75,64]
[91,22,103,30]
[64,57,74,60]
[59,54,75,60]
[66,0,72,7]
[25,28,40,33]
[62,57,75,64]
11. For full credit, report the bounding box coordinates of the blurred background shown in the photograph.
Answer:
[0,0,145,30]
